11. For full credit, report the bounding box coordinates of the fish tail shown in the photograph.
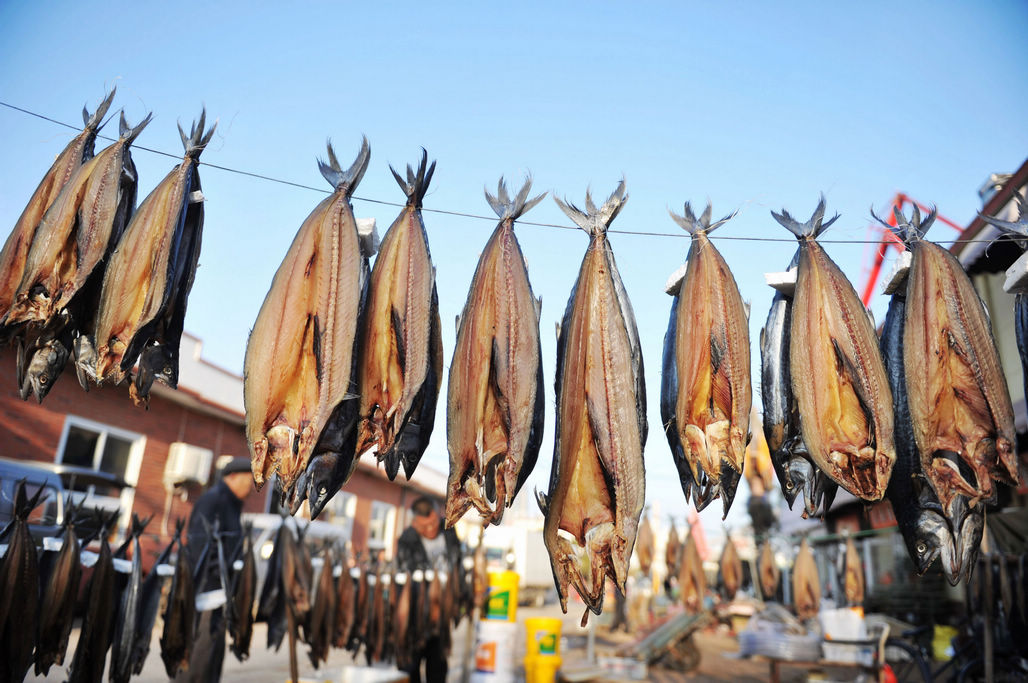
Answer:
[389,148,436,209]
[771,193,839,239]
[668,201,737,235]
[176,108,217,159]
[484,175,547,222]
[83,88,117,130]
[318,136,371,195]
[870,202,936,245]
[118,111,152,144]
[554,179,627,236]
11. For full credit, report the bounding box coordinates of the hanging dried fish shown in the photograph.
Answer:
[445,176,545,527]
[245,139,372,503]
[356,150,443,481]
[0,482,44,682]
[843,536,864,606]
[899,205,1019,508]
[89,110,215,405]
[636,513,654,574]
[69,512,119,683]
[760,252,837,518]
[160,525,195,677]
[774,196,895,501]
[759,540,779,601]
[666,203,750,514]
[679,528,706,614]
[719,535,742,601]
[392,572,412,670]
[35,498,83,675]
[228,522,257,662]
[665,521,681,581]
[0,89,115,324]
[111,515,147,683]
[132,521,180,674]
[537,181,647,624]
[333,547,355,650]
[306,547,336,667]
[792,538,820,620]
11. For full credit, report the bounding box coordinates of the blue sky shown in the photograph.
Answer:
[2,2,1027,538]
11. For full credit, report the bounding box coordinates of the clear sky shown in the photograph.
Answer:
[2,2,1027,541]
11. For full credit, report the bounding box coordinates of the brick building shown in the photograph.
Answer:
[0,331,446,564]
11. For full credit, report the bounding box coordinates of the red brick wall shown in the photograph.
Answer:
[343,465,443,558]
[0,347,267,565]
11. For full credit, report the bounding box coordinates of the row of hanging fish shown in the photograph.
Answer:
[0,481,266,683]
[244,141,444,521]
[0,90,214,406]
[254,520,471,680]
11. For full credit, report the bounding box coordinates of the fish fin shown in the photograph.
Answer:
[534,488,548,515]
[391,307,406,372]
[454,313,461,335]
[535,296,542,322]
[119,111,152,144]
[389,149,435,209]
[554,180,627,236]
[489,338,511,433]
[772,193,839,238]
[669,201,737,235]
[178,108,217,159]
[84,88,117,130]
[484,176,547,221]
[317,137,371,195]
[710,334,725,376]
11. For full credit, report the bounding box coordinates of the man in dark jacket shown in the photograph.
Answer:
[396,496,462,683]
[177,457,253,683]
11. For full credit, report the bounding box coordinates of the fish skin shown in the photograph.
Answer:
[160,528,195,677]
[306,547,336,667]
[131,523,179,674]
[775,197,895,501]
[392,573,412,670]
[371,569,388,662]
[356,150,442,480]
[332,548,355,650]
[228,524,257,662]
[904,238,1019,508]
[669,203,750,500]
[538,181,646,623]
[69,526,117,683]
[445,177,546,527]
[792,538,820,621]
[843,536,864,606]
[759,540,779,601]
[0,89,115,326]
[661,293,695,506]
[110,518,145,683]
[246,139,371,495]
[35,503,82,675]
[679,528,706,614]
[719,536,742,601]
[91,111,214,404]
[348,559,369,654]
[0,482,44,682]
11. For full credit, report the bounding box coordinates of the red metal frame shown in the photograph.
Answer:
[859,193,962,306]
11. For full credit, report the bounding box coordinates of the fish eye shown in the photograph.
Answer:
[39,376,48,384]
[916,541,927,555]
[785,481,794,490]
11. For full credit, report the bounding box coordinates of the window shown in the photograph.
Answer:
[367,501,395,546]
[56,416,145,533]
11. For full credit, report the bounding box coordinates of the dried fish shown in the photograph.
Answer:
[636,513,654,574]
[445,176,545,526]
[246,139,371,500]
[228,522,257,662]
[665,521,681,581]
[0,89,115,324]
[132,521,179,674]
[0,482,44,682]
[667,203,750,514]
[774,196,895,501]
[111,515,147,683]
[792,538,820,620]
[35,498,82,675]
[719,536,742,601]
[356,150,443,481]
[843,536,863,606]
[306,547,336,667]
[91,110,215,405]
[333,547,355,650]
[392,572,412,670]
[160,525,195,677]
[679,528,705,614]
[69,512,119,683]
[759,540,780,601]
[537,181,647,624]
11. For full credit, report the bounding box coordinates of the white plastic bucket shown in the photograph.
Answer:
[471,620,518,683]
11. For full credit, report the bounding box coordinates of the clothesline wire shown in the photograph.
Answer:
[1,100,1013,247]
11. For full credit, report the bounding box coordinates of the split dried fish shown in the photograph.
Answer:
[759,540,780,601]
[69,512,119,683]
[792,538,820,620]
[245,139,371,501]
[160,524,195,677]
[537,181,647,624]
[90,110,215,405]
[445,177,545,527]
[679,528,706,614]
[665,521,681,581]
[666,203,750,515]
[635,513,654,574]
[111,515,147,683]
[775,196,895,501]
[228,522,257,662]
[356,150,443,481]
[719,536,742,601]
[35,498,83,675]
[843,536,864,606]
[0,482,44,682]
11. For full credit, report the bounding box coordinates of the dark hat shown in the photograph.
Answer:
[221,456,251,477]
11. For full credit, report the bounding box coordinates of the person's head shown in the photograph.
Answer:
[410,496,441,539]
[220,457,254,501]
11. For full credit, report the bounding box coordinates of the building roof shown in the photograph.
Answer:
[953,157,1028,268]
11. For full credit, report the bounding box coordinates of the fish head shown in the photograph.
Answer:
[297,453,341,520]
[784,456,812,510]
[907,510,958,579]
[20,340,69,403]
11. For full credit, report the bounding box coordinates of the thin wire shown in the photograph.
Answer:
[1,100,1012,247]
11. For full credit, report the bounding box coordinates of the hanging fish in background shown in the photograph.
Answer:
[89,110,216,405]
[665,521,681,582]
[356,150,443,482]
[897,205,1019,509]
[792,538,820,620]
[843,536,864,606]
[666,203,750,515]
[979,193,1028,404]
[69,512,119,683]
[719,535,742,601]
[760,251,838,518]
[245,139,372,505]
[878,206,971,586]
[333,545,355,650]
[392,572,412,671]
[774,196,896,501]
[0,89,116,324]
[228,522,257,662]
[110,515,147,683]
[306,547,336,667]
[537,181,647,624]
[132,521,180,674]
[35,497,83,676]
[0,482,44,682]
[445,176,545,527]
[160,524,195,677]
[759,540,780,601]
[679,527,706,614]
[635,512,655,574]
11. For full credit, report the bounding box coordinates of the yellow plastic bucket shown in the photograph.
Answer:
[524,617,562,658]
[525,655,562,683]
[484,570,519,621]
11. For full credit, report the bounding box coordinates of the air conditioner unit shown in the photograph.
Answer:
[164,442,214,487]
